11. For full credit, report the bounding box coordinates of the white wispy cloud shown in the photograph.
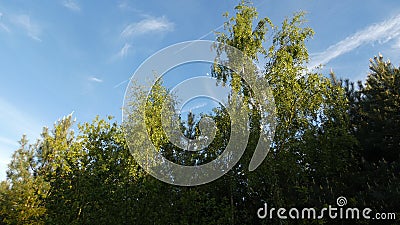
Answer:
[88,76,103,83]
[180,103,208,113]
[0,12,10,33]
[113,79,129,88]
[63,0,81,12]
[117,43,132,58]
[310,14,400,69]
[118,1,135,12]
[11,14,41,41]
[117,1,146,15]
[118,1,129,10]
[0,23,10,33]
[121,16,174,38]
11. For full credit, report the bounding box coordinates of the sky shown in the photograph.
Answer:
[1,0,400,180]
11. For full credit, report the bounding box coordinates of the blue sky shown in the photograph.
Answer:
[1,0,400,180]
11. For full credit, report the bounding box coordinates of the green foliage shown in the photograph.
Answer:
[1,136,47,225]
[340,54,400,218]
[357,54,400,162]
